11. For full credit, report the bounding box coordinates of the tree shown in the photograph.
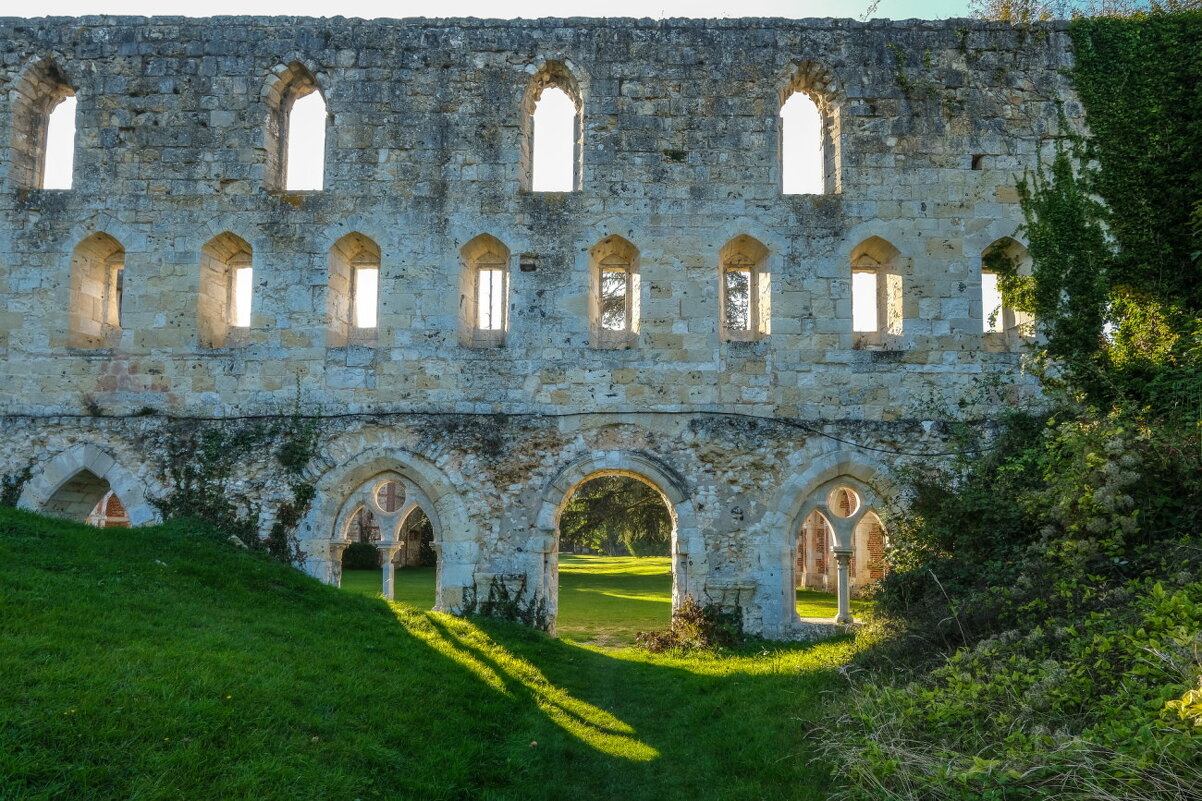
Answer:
[969,0,1200,20]
[559,476,672,557]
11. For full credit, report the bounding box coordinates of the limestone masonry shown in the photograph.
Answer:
[0,15,1076,635]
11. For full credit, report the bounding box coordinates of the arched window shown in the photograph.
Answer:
[521,62,582,193]
[328,233,381,347]
[264,62,326,191]
[9,57,76,190]
[459,234,510,348]
[719,235,771,342]
[849,236,904,349]
[780,92,822,195]
[68,233,124,349]
[779,61,842,195]
[198,232,253,348]
[981,238,1035,351]
[590,235,640,349]
[332,474,439,602]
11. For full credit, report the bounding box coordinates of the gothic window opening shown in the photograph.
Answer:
[981,237,1035,352]
[849,237,904,350]
[719,235,770,342]
[199,232,254,348]
[333,474,439,605]
[327,233,381,346]
[589,235,640,348]
[459,234,511,348]
[68,233,125,349]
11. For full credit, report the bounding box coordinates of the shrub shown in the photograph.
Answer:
[635,597,745,653]
[341,541,380,570]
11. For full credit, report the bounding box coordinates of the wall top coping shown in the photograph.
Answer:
[0,15,1072,32]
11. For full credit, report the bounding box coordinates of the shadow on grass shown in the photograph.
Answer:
[0,508,855,801]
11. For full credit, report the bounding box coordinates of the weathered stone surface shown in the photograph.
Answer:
[0,15,1074,637]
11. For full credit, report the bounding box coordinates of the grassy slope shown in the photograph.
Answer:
[343,555,874,645]
[0,510,860,801]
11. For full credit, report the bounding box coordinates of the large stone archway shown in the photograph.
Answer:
[18,443,160,526]
[758,450,894,634]
[299,444,474,612]
[531,450,704,633]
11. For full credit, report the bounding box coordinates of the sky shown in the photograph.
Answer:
[13,0,975,19]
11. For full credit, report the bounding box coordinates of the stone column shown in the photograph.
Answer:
[833,549,854,625]
[328,541,349,587]
[377,541,402,600]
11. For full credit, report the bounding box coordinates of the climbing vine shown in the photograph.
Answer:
[148,412,322,564]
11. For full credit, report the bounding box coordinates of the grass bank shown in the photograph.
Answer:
[0,509,861,801]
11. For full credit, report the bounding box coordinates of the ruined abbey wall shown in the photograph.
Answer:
[0,16,1077,637]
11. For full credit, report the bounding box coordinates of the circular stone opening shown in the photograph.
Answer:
[827,486,860,519]
[374,480,405,514]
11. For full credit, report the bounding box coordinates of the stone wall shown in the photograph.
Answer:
[0,15,1076,637]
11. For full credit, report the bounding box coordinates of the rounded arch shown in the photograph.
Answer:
[519,59,585,192]
[261,60,328,191]
[533,450,703,630]
[7,54,76,190]
[18,443,160,526]
[775,60,846,195]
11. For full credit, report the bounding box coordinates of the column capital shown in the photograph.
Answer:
[329,540,350,558]
[376,540,402,559]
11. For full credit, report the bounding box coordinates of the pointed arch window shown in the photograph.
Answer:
[199,233,254,348]
[719,235,771,342]
[590,236,640,349]
[9,58,76,190]
[264,62,327,191]
[981,238,1035,352]
[68,233,124,348]
[850,237,904,350]
[521,62,582,193]
[328,233,381,347]
[459,235,511,348]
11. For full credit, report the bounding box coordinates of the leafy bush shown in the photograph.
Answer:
[635,597,745,653]
[341,541,380,570]
[822,581,1202,800]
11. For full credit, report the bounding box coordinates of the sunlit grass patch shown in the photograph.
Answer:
[797,588,876,620]
[0,510,862,800]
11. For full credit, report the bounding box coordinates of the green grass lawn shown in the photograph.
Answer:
[1,509,862,800]
[341,556,873,642]
[796,589,876,620]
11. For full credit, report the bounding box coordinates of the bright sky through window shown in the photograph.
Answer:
[982,272,1003,333]
[852,271,877,332]
[780,91,822,194]
[532,87,574,192]
[354,267,379,328]
[477,268,504,330]
[233,266,253,327]
[286,91,325,191]
[43,96,76,190]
